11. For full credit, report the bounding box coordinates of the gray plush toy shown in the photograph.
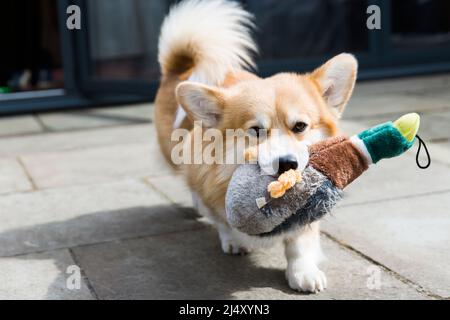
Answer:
[225,114,421,237]
[226,164,342,236]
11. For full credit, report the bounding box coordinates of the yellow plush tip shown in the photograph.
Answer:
[394,113,420,142]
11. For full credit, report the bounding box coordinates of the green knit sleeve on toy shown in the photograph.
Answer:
[357,113,420,163]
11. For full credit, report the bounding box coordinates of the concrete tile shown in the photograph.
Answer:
[355,74,450,96]
[72,228,426,300]
[146,174,193,208]
[343,110,450,142]
[339,119,450,168]
[0,158,32,194]
[37,107,148,131]
[418,111,450,141]
[406,83,450,102]
[92,103,154,122]
[0,124,153,159]
[429,141,450,166]
[0,115,43,137]
[21,142,171,189]
[315,118,449,206]
[345,93,447,119]
[338,147,450,207]
[323,192,450,298]
[0,249,93,300]
[0,179,199,257]
[338,119,367,136]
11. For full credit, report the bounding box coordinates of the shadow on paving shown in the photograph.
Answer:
[0,205,299,299]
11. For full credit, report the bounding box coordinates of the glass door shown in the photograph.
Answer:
[0,0,65,103]
[75,0,374,96]
[3,0,449,114]
[75,0,176,98]
[245,0,372,75]
[389,0,450,64]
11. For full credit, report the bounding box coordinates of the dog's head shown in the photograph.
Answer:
[176,54,358,175]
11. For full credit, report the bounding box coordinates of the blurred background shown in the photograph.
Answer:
[1,0,450,114]
[0,0,449,300]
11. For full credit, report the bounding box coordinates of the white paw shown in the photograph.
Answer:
[219,229,252,255]
[286,265,327,293]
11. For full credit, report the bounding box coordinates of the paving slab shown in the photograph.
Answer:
[418,111,450,141]
[323,191,450,298]
[338,119,368,136]
[343,109,450,142]
[315,118,449,206]
[340,117,450,168]
[402,83,450,101]
[355,74,450,96]
[72,227,426,300]
[429,141,450,166]
[0,179,199,257]
[345,93,448,119]
[0,115,43,137]
[0,158,33,194]
[37,106,149,132]
[146,174,193,208]
[0,249,93,300]
[20,141,171,189]
[91,103,154,122]
[0,124,153,159]
[338,146,450,207]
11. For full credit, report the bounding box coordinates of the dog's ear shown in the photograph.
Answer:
[311,53,358,118]
[176,82,225,127]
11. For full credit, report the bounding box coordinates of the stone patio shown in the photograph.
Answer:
[0,74,449,300]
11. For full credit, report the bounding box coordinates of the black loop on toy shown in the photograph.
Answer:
[415,135,431,169]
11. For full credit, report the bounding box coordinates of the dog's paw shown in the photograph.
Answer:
[220,236,251,255]
[218,228,252,255]
[286,265,327,293]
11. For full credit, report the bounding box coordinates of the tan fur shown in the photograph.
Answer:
[156,70,346,223]
[155,75,188,167]
[155,0,358,293]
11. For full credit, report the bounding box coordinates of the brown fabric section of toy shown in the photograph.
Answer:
[309,136,348,156]
[308,136,369,189]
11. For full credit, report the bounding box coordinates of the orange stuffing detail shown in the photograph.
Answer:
[267,169,302,198]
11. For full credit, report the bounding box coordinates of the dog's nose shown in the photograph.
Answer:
[277,155,299,175]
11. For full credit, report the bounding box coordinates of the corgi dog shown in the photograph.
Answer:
[155,0,357,293]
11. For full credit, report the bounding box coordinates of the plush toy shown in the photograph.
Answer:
[225,113,421,237]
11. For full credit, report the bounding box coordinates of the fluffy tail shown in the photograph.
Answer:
[158,0,258,85]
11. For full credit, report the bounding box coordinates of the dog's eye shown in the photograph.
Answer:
[292,122,308,134]
[248,126,262,137]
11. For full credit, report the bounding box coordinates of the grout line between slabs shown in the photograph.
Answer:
[67,110,152,124]
[337,188,450,209]
[322,231,443,300]
[0,119,153,140]
[343,105,450,121]
[33,114,53,133]
[0,225,208,260]
[141,177,196,217]
[0,175,169,197]
[68,248,100,300]
[16,156,38,191]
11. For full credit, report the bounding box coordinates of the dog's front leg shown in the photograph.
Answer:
[192,192,253,255]
[217,223,253,255]
[284,222,327,293]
